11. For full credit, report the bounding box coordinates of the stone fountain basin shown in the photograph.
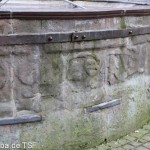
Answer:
[0,0,149,149]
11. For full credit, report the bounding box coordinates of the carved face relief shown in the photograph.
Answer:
[84,57,99,77]
[67,55,100,88]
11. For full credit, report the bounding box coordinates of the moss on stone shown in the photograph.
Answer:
[120,17,126,29]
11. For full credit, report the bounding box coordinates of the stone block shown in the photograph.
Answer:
[41,18,121,33]
[125,16,150,28]
[40,45,63,98]
[0,46,13,118]
[123,144,134,149]
[141,134,150,141]
[135,146,149,150]
[124,135,137,141]
[143,142,150,149]
[107,45,146,85]
[129,141,142,147]
[13,45,41,116]
[75,18,121,31]
[41,20,76,32]
[131,35,147,45]
[0,20,12,34]
[12,20,41,34]
[0,105,13,118]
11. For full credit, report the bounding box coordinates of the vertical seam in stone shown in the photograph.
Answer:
[40,20,42,33]
[10,47,17,117]
[10,13,13,34]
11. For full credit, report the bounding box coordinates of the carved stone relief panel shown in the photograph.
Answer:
[13,46,41,117]
[108,45,146,85]
[57,51,106,110]
[0,47,13,118]
[67,53,100,90]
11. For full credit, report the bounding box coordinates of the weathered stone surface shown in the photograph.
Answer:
[107,45,146,85]
[125,16,150,28]
[0,15,149,150]
[0,59,11,103]
[42,20,76,32]
[74,18,121,31]
[0,47,13,118]
[40,45,63,98]
[67,53,100,89]
[143,142,150,149]
[0,105,13,118]
[12,20,41,34]
[130,34,150,45]
[20,109,107,150]
[0,125,19,148]
[136,146,149,150]
[60,51,106,110]
[41,18,121,33]
[0,20,12,34]
[145,43,150,75]
[13,45,41,116]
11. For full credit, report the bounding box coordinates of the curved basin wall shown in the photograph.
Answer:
[0,16,150,150]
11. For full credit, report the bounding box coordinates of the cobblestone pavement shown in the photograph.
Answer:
[88,122,150,150]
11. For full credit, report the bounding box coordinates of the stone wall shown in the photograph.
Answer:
[0,16,150,150]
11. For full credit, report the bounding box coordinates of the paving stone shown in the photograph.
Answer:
[97,144,110,150]
[135,146,149,150]
[107,141,121,148]
[124,135,137,141]
[122,144,135,150]
[129,141,142,147]
[137,139,147,144]
[117,139,130,146]
[141,135,150,142]
[112,147,125,150]
[143,142,150,149]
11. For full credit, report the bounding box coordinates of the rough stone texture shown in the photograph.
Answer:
[0,47,13,118]
[11,20,42,34]
[0,125,19,148]
[0,15,149,150]
[0,20,12,35]
[0,45,41,120]
[125,16,150,28]
[10,17,122,34]
[107,44,146,85]
[13,45,41,116]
